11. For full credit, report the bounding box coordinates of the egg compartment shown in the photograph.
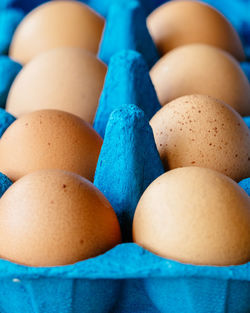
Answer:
[0,0,250,313]
[0,242,249,313]
[0,51,249,312]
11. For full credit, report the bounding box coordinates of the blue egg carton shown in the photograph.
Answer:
[0,0,250,312]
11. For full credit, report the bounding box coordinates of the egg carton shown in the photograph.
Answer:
[0,0,250,312]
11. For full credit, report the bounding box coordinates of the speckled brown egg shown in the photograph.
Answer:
[0,169,121,266]
[0,110,103,182]
[9,1,104,64]
[150,44,250,116]
[133,167,250,266]
[150,95,250,182]
[147,0,245,60]
[6,48,107,124]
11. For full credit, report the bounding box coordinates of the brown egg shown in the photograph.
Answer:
[147,0,245,60]
[150,44,250,116]
[133,167,250,266]
[6,48,107,124]
[0,110,103,182]
[0,169,121,266]
[150,95,250,182]
[9,0,104,64]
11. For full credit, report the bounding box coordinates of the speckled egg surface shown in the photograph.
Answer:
[0,0,249,312]
[0,169,121,266]
[150,95,250,182]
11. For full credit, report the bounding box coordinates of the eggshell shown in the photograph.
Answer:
[0,109,103,182]
[133,167,250,266]
[150,95,250,182]
[150,44,250,116]
[0,169,121,266]
[9,0,104,64]
[147,0,245,61]
[6,48,107,124]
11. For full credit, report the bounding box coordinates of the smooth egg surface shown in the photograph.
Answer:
[150,44,250,116]
[9,0,104,64]
[0,109,103,182]
[147,0,245,60]
[133,167,250,266]
[6,47,107,124]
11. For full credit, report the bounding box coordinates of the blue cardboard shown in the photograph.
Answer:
[241,62,250,82]
[0,0,50,12]
[145,275,250,313]
[114,279,161,313]
[98,0,159,68]
[88,0,165,17]
[94,105,164,241]
[2,278,120,313]
[0,172,12,197]
[0,1,249,313]
[239,178,250,196]
[0,55,22,108]
[0,253,121,313]
[0,9,24,54]
[0,0,165,15]
[202,0,250,58]
[0,243,249,313]
[94,50,161,138]
[0,108,16,137]
[243,116,250,130]
[0,0,15,10]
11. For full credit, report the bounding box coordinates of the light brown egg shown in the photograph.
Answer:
[0,110,103,182]
[133,167,250,266]
[147,0,245,60]
[150,95,250,182]
[0,169,121,266]
[150,44,250,116]
[6,48,107,124]
[9,0,104,64]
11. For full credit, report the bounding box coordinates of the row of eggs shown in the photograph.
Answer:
[0,0,249,268]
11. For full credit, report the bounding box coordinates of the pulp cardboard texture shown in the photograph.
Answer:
[241,62,250,82]
[0,172,12,197]
[0,8,24,54]
[0,0,250,312]
[239,178,250,196]
[0,107,15,137]
[244,116,250,130]
[0,56,21,107]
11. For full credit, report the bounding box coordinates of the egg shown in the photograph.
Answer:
[133,167,250,266]
[6,48,107,124]
[9,0,104,64]
[147,0,245,61]
[0,169,121,266]
[150,44,250,116]
[150,95,250,182]
[0,109,102,182]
